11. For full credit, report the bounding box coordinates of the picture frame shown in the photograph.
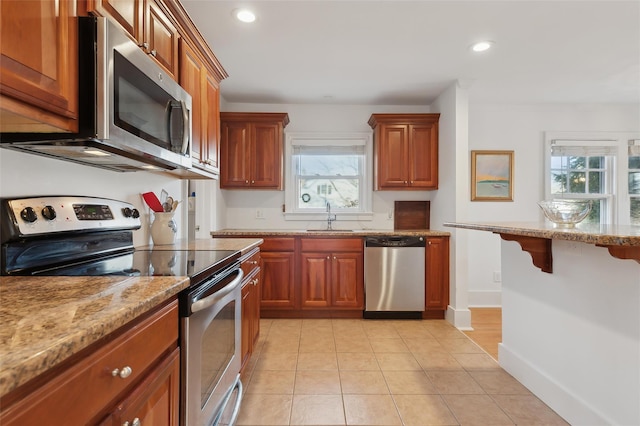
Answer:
[471,150,514,201]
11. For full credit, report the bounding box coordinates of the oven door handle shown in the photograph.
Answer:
[191,268,243,313]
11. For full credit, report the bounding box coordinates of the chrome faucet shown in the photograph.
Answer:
[326,201,336,230]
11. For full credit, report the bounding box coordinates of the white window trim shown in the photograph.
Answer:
[284,132,374,221]
[544,131,640,225]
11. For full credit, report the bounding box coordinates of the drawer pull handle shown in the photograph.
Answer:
[123,418,141,426]
[112,366,133,379]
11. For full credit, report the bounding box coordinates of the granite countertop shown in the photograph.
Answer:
[0,275,189,398]
[136,237,264,253]
[443,221,640,246]
[211,229,451,237]
[0,238,263,398]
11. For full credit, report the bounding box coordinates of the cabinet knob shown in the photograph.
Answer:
[139,42,149,50]
[245,180,249,184]
[326,256,330,260]
[251,180,255,184]
[428,241,432,245]
[333,256,337,260]
[150,50,157,57]
[112,366,132,379]
[123,418,141,426]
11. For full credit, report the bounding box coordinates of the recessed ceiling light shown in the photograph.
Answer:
[235,9,256,23]
[471,41,494,52]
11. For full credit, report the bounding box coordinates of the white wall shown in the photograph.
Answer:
[465,103,640,307]
[216,102,440,231]
[0,149,187,247]
[499,238,640,425]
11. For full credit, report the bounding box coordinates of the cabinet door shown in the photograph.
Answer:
[109,348,180,426]
[251,122,283,189]
[376,124,409,188]
[179,40,204,163]
[260,251,296,309]
[144,0,179,80]
[425,237,450,311]
[0,0,78,132]
[301,253,331,308]
[90,0,143,40]
[203,73,221,172]
[408,124,438,189]
[220,121,251,187]
[331,252,364,309]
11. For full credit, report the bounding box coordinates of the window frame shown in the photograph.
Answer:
[284,132,374,221]
[544,131,640,226]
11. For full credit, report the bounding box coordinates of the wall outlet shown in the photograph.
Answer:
[387,211,393,220]
[493,271,502,282]
[255,209,265,219]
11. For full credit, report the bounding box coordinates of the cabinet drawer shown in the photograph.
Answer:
[300,238,362,252]
[262,237,295,252]
[241,248,261,278]
[0,300,179,425]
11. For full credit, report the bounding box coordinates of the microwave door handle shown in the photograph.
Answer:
[180,100,190,155]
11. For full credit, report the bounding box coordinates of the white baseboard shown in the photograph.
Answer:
[445,305,472,330]
[468,290,502,307]
[499,343,613,426]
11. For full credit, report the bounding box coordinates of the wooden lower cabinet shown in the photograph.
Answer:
[424,236,450,319]
[300,238,364,311]
[215,234,449,319]
[101,348,180,426]
[240,248,261,372]
[0,300,179,425]
[259,238,297,312]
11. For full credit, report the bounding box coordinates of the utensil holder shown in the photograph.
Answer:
[151,212,177,245]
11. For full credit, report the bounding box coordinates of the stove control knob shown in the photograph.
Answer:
[20,207,38,223]
[122,207,132,218]
[131,208,140,219]
[42,205,56,220]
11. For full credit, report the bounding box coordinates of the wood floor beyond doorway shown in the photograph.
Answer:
[463,307,502,360]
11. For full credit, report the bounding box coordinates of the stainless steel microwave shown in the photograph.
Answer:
[1,17,192,172]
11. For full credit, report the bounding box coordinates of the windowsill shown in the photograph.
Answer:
[283,212,374,221]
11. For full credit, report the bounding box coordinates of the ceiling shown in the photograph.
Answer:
[181,1,640,106]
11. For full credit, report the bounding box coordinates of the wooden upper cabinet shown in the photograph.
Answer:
[368,114,440,190]
[91,0,143,40]
[144,0,178,80]
[0,0,79,132]
[220,113,290,189]
[89,0,179,79]
[180,44,221,174]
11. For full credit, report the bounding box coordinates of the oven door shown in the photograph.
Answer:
[181,267,244,426]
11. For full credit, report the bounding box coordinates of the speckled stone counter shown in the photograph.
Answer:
[0,275,189,398]
[136,237,264,253]
[211,229,451,237]
[444,221,640,271]
[443,221,640,246]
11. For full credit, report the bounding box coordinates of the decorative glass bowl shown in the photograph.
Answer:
[538,199,593,227]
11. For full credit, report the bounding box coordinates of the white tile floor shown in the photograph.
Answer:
[236,318,568,426]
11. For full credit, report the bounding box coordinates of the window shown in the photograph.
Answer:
[285,133,373,218]
[629,140,640,225]
[545,132,640,226]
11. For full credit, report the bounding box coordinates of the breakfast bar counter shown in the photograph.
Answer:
[445,220,640,426]
[444,221,640,272]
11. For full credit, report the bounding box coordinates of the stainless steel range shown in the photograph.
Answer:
[1,195,244,426]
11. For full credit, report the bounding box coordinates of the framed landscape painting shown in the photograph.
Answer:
[471,150,514,201]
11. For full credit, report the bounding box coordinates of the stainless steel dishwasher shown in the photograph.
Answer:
[364,236,426,319]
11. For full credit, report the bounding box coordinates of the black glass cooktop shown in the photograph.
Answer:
[10,248,239,282]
